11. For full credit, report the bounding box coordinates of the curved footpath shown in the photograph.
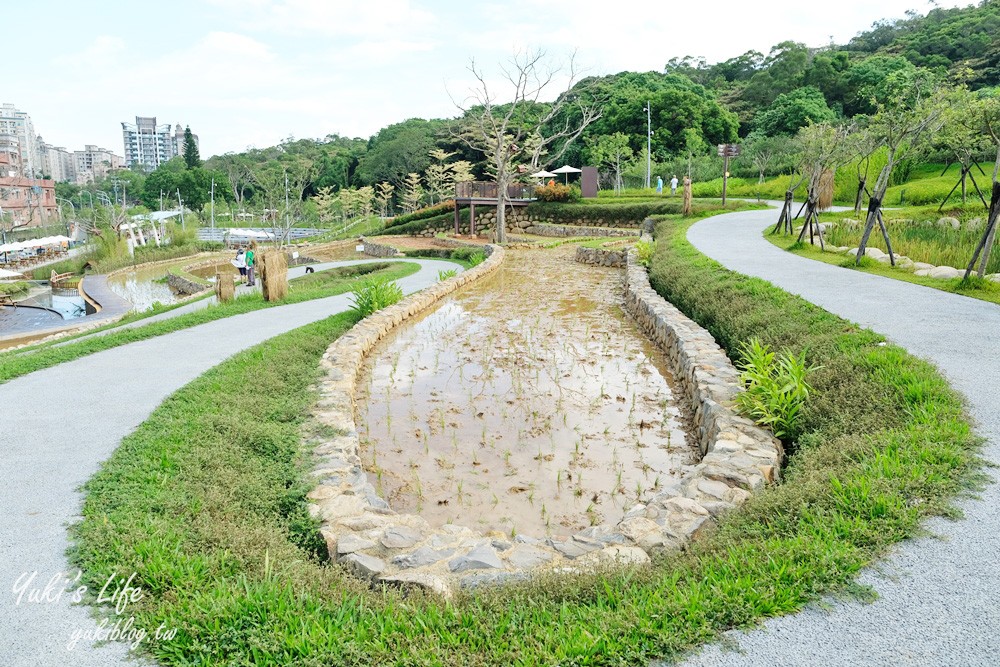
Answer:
[675,206,1000,666]
[0,258,461,666]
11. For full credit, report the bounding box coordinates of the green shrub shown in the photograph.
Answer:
[533,183,576,202]
[635,240,654,267]
[466,250,486,267]
[348,277,403,317]
[735,338,819,442]
[437,269,458,281]
[0,281,30,296]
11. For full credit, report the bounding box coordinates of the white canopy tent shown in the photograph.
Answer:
[530,169,558,180]
[0,267,25,279]
[0,235,71,254]
[551,165,582,184]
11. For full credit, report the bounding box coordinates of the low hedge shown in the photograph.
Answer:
[383,200,456,230]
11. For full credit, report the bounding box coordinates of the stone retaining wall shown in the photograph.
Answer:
[401,209,643,237]
[575,246,627,267]
[306,240,782,597]
[361,237,404,258]
[165,272,208,296]
[525,223,640,238]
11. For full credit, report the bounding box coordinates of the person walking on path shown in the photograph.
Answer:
[656,176,663,194]
[245,243,256,287]
[670,174,679,195]
[232,248,247,285]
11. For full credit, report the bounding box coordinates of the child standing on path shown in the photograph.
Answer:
[232,248,247,285]
[245,243,256,287]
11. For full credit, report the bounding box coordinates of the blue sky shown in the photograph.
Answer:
[7,0,966,158]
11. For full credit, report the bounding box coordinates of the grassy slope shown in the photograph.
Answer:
[71,209,979,666]
[0,262,420,384]
[763,231,1000,306]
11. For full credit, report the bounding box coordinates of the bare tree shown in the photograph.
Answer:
[453,49,602,243]
[250,160,315,246]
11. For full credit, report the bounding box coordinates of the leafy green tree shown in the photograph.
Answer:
[401,173,424,213]
[183,127,200,169]
[753,86,837,136]
[355,119,446,186]
[587,132,633,194]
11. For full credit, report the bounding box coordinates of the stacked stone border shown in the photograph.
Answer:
[525,222,640,238]
[306,235,782,597]
[361,237,404,258]
[574,246,627,267]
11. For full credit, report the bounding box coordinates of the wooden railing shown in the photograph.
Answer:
[456,181,535,200]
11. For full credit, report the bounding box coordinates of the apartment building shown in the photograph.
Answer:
[0,103,38,177]
[0,151,58,227]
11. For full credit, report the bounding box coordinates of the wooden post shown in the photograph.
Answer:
[215,272,234,302]
[682,177,692,216]
[454,203,460,235]
[722,154,730,207]
[965,181,1000,279]
[261,250,288,302]
[470,202,476,237]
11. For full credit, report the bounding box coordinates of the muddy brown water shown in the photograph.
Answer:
[356,247,698,538]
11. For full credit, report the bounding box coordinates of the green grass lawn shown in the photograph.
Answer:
[67,205,981,666]
[764,227,1000,306]
[0,261,421,384]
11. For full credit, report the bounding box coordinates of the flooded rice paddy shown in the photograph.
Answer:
[356,247,697,537]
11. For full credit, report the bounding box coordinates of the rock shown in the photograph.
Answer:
[448,544,504,572]
[337,534,377,555]
[986,274,1000,283]
[392,546,454,569]
[505,544,555,569]
[966,217,985,230]
[379,572,453,599]
[928,265,963,280]
[937,216,961,230]
[340,552,386,578]
[549,536,603,559]
[576,545,651,568]
[912,262,934,271]
[381,525,423,549]
[864,247,887,260]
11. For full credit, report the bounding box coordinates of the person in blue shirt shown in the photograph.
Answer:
[656,176,663,194]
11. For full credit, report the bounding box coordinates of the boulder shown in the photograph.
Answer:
[340,552,386,578]
[937,216,961,230]
[928,265,963,280]
[381,525,423,549]
[337,534,377,555]
[448,544,504,572]
[505,544,555,569]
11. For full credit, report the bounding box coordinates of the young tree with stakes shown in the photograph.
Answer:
[454,50,601,243]
[964,90,1000,279]
[792,122,853,249]
[854,69,945,266]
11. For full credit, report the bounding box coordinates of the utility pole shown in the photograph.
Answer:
[284,169,290,246]
[210,178,215,230]
[177,188,185,230]
[645,101,652,190]
[159,190,164,212]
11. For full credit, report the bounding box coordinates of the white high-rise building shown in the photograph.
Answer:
[0,103,39,177]
[37,137,77,182]
[121,116,177,171]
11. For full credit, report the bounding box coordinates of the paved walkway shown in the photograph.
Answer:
[675,206,1000,667]
[0,258,461,665]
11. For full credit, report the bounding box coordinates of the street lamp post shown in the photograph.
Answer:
[55,197,75,237]
[643,101,652,190]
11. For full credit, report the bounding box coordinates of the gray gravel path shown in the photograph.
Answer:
[0,258,460,665]
[673,206,1000,667]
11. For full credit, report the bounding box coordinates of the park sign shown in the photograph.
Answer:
[717,144,741,157]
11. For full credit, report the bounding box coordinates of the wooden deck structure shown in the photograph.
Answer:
[454,182,535,235]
